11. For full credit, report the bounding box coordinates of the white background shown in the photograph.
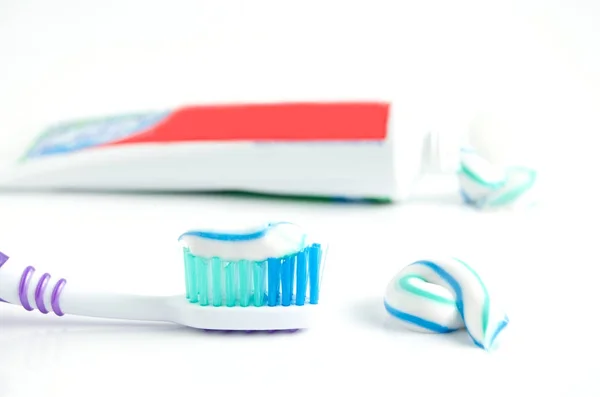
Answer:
[0,1,599,396]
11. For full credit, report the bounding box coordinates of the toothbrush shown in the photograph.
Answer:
[0,222,327,332]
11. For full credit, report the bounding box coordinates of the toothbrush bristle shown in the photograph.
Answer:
[183,244,324,308]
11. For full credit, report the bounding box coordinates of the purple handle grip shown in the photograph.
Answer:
[0,250,66,314]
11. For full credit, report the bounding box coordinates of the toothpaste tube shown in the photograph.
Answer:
[0,102,463,201]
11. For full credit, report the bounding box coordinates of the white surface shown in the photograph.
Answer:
[1,1,600,396]
[0,191,598,397]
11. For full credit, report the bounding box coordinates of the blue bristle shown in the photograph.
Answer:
[281,255,295,306]
[267,257,281,307]
[308,244,321,304]
[296,250,307,305]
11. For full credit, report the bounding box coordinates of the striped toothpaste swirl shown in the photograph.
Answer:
[384,257,509,350]
[458,148,538,209]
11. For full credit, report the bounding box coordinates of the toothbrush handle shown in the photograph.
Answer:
[0,254,169,322]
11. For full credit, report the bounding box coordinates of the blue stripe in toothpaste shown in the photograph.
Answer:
[383,257,509,350]
[178,222,309,262]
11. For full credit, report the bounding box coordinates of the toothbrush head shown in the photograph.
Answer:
[175,221,326,331]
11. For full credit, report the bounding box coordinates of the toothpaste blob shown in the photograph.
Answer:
[383,257,509,350]
[178,222,309,261]
[458,148,538,209]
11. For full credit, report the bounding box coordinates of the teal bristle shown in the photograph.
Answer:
[183,244,324,307]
